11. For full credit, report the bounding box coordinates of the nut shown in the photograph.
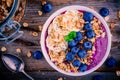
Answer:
[27,51,32,58]
[38,10,43,16]
[16,48,21,53]
[1,46,7,52]
[32,32,38,37]
[23,22,29,27]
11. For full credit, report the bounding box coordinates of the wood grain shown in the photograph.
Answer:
[0,0,120,80]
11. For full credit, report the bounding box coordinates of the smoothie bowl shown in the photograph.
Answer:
[41,6,111,76]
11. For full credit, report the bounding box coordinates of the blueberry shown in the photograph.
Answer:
[33,51,43,60]
[106,57,116,67]
[93,75,104,80]
[86,30,95,38]
[84,23,92,31]
[66,52,74,61]
[42,3,52,13]
[79,64,87,72]
[72,59,81,67]
[68,40,78,47]
[99,7,109,17]
[75,32,83,41]
[83,41,92,50]
[71,47,79,54]
[83,12,93,22]
[77,50,87,58]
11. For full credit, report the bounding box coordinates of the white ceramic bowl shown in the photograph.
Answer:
[41,5,111,76]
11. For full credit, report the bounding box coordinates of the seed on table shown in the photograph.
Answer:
[16,48,21,53]
[38,10,43,16]
[1,46,7,52]
[110,23,115,29]
[32,32,38,37]
[23,22,29,27]
[116,70,120,76]
[27,51,32,58]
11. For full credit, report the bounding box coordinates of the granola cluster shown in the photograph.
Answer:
[46,10,106,73]
[0,0,13,22]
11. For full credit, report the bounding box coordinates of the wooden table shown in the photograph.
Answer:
[0,0,120,80]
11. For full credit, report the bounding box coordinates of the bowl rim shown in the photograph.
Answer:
[41,5,111,76]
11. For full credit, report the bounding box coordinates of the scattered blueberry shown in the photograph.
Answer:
[68,40,78,47]
[75,32,83,41]
[77,50,87,58]
[83,41,92,50]
[93,75,104,80]
[78,64,87,72]
[83,12,93,22]
[33,51,43,60]
[106,57,116,67]
[42,3,52,13]
[71,47,79,54]
[99,7,109,17]
[84,23,92,31]
[86,30,95,38]
[72,59,81,67]
[66,52,74,61]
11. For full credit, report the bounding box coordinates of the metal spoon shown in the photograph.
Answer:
[1,53,34,80]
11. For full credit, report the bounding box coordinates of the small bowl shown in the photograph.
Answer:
[41,5,111,76]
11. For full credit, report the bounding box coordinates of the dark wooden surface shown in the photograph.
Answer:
[0,0,120,80]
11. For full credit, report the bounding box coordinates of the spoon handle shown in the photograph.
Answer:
[21,70,34,80]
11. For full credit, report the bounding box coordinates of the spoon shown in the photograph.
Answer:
[1,53,34,80]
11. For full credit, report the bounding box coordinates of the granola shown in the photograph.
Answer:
[0,0,13,22]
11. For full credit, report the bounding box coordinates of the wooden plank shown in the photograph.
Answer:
[0,71,120,80]
[0,0,120,79]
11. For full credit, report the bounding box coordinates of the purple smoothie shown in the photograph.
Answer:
[44,10,108,71]
[87,24,108,69]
